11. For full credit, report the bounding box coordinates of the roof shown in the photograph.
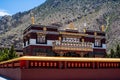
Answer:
[0,56,120,64]
[86,30,105,34]
[24,23,62,33]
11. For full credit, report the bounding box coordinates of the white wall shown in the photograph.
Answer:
[92,43,106,49]
[25,39,54,46]
[47,40,54,46]
[26,41,28,46]
[30,39,36,44]
[102,44,106,49]
[24,39,106,49]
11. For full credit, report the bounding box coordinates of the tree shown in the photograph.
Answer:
[116,44,120,58]
[9,45,18,59]
[0,50,3,61]
[106,53,111,58]
[2,53,9,61]
[0,48,9,61]
[0,45,18,62]
[110,49,115,58]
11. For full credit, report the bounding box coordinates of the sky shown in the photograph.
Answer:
[0,0,46,16]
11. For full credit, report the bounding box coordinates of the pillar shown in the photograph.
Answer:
[80,52,84,57]
[59,51,64,57]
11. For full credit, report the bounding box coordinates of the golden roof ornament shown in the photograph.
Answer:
[68,22,77,30]
[59,36,61,41]
[43,27,47,31]
[82,38,84,42]
[94,32,97,36]
[69,22,74,29]
[30,12,35,24]
[83,28,86,33]
[101,25,105,32]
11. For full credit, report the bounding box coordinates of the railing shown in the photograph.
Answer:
[52,41,93,51]
[0,56,120,69]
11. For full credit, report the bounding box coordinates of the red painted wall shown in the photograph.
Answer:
[0,68,120,80]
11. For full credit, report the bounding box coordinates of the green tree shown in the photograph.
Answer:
[2,53,9,61]
[116,44,120,58]
[106,53,111,58]
[9,45,18,59]
[0,50,3,61]
[0,48,9,61]
[0,45,18,62]
[110,49,115,58]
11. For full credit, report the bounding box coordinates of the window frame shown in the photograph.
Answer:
[36,34,46,44]
[94,39,102,47]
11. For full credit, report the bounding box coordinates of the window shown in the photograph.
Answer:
[94,39,101,47]
[62,37,79,43]
[36,35,46,44]
[62,37,65,42]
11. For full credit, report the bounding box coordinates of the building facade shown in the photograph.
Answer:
[23,23,106,57]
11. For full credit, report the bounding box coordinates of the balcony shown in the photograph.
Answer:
[52,41,93,52]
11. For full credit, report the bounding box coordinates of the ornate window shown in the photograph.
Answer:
[36,33,46,44]
[62,37,79,43]
[94,39,101,47]
[62,37,66,42]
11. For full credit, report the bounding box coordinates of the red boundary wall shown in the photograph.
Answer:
[0,56,120,80]
[0,68,120,80]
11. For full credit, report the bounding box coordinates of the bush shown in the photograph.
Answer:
[108,44,120,58]
[0,45,18,62]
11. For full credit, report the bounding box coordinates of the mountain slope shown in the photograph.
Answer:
[0,0,120,52]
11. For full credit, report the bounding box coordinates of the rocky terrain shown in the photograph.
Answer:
[0,0,120,52]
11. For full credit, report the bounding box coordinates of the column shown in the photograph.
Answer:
[60,51,64,57]
[80,52,84,57]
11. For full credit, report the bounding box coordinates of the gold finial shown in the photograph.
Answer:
[43,27,47,31]
[101,25,105,32]
[31,17,35,24]
[69,22,75,30]
[94,32,97,36]
[59,36,61,41]
[30,12,35,24]
[83,28,86,33]
[82,38,84,42]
